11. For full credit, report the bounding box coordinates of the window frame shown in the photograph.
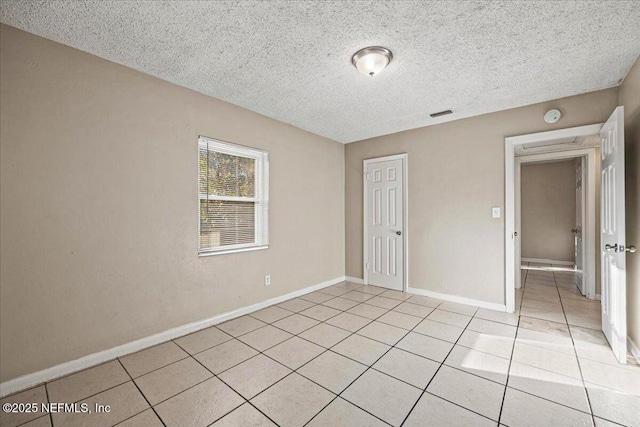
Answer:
[198,136,269,256]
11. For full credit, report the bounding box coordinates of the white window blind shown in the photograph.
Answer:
[198,136,269,255]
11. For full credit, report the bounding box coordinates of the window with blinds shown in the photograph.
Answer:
[198,136,269,255]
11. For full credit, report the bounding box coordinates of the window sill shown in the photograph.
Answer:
[198,245,269,257]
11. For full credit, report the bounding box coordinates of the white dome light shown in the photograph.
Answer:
[352,47,393,77]
[544,109,562,123]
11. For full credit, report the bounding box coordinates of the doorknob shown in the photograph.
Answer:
[395,231,402,236]
[605,244,618,252]
[626,245,637,253]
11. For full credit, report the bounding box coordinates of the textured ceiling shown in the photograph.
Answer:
[1,1,639,143]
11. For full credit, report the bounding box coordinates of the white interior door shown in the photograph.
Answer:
[574,157,585,295]
[365,157,404,290]
[600,106,627,363]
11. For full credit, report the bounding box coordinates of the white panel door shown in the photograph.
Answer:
[600,106,627,363]
[365,158,404,290]
[574,157,585,295]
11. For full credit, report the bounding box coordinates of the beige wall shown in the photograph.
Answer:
[0,25,345,382]
[521,160,576,262]
[345,88,619,304]
[619,56,640,350]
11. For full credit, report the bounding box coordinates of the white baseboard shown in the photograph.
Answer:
[521,257,575,266]
[407,286,507,312]
[0,275,346,397]
[345,276,364,284]
[628,337,640,361]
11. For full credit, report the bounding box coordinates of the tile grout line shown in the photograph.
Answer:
[500,264,595,424]
[12,413,50,427]
[172,285,399,426]
[170,335,281,427]
[37,375,131,420]
[552,268,597,426]
[498,270,602,417]
[298,292,414,426]
[269,292,427,426]
[44,380,53,427]
[496,308,522,425]
[122,353,193,382]
[399,308,498,426]
[415,315,522,423]
[115,358,168,427]
[12,412,51,426]
[515,265,600,419]
[229,302,396,426]
[132,303,339,426]
[306,297,436,427]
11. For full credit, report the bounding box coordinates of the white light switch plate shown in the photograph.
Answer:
[492,207,501,218]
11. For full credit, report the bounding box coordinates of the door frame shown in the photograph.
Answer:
[363,153,409,292]
[515,149,596,292]
[505,124,602,313]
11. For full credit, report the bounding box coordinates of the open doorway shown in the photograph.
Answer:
[519,157,586,278]
[515,151,600,322]
[516,150,598,300]
[506,124,601,315]
[514,147,600,334]
[505,108,631,363]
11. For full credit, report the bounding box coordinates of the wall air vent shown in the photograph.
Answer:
[430,109,453,118]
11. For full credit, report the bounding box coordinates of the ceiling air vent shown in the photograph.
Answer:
[430,109,453,118]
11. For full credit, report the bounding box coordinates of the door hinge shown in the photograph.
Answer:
[365,262,369,270]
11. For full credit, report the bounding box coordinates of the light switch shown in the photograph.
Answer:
[492,207,501,218]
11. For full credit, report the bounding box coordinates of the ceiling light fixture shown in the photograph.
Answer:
[351,46,393,77]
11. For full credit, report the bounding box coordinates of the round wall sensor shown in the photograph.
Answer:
[544,109,562,123]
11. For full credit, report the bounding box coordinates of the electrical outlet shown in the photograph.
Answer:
[264,275,271,286]
[492,207,501,218]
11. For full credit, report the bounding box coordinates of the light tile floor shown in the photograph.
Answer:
[2,265,639,427]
